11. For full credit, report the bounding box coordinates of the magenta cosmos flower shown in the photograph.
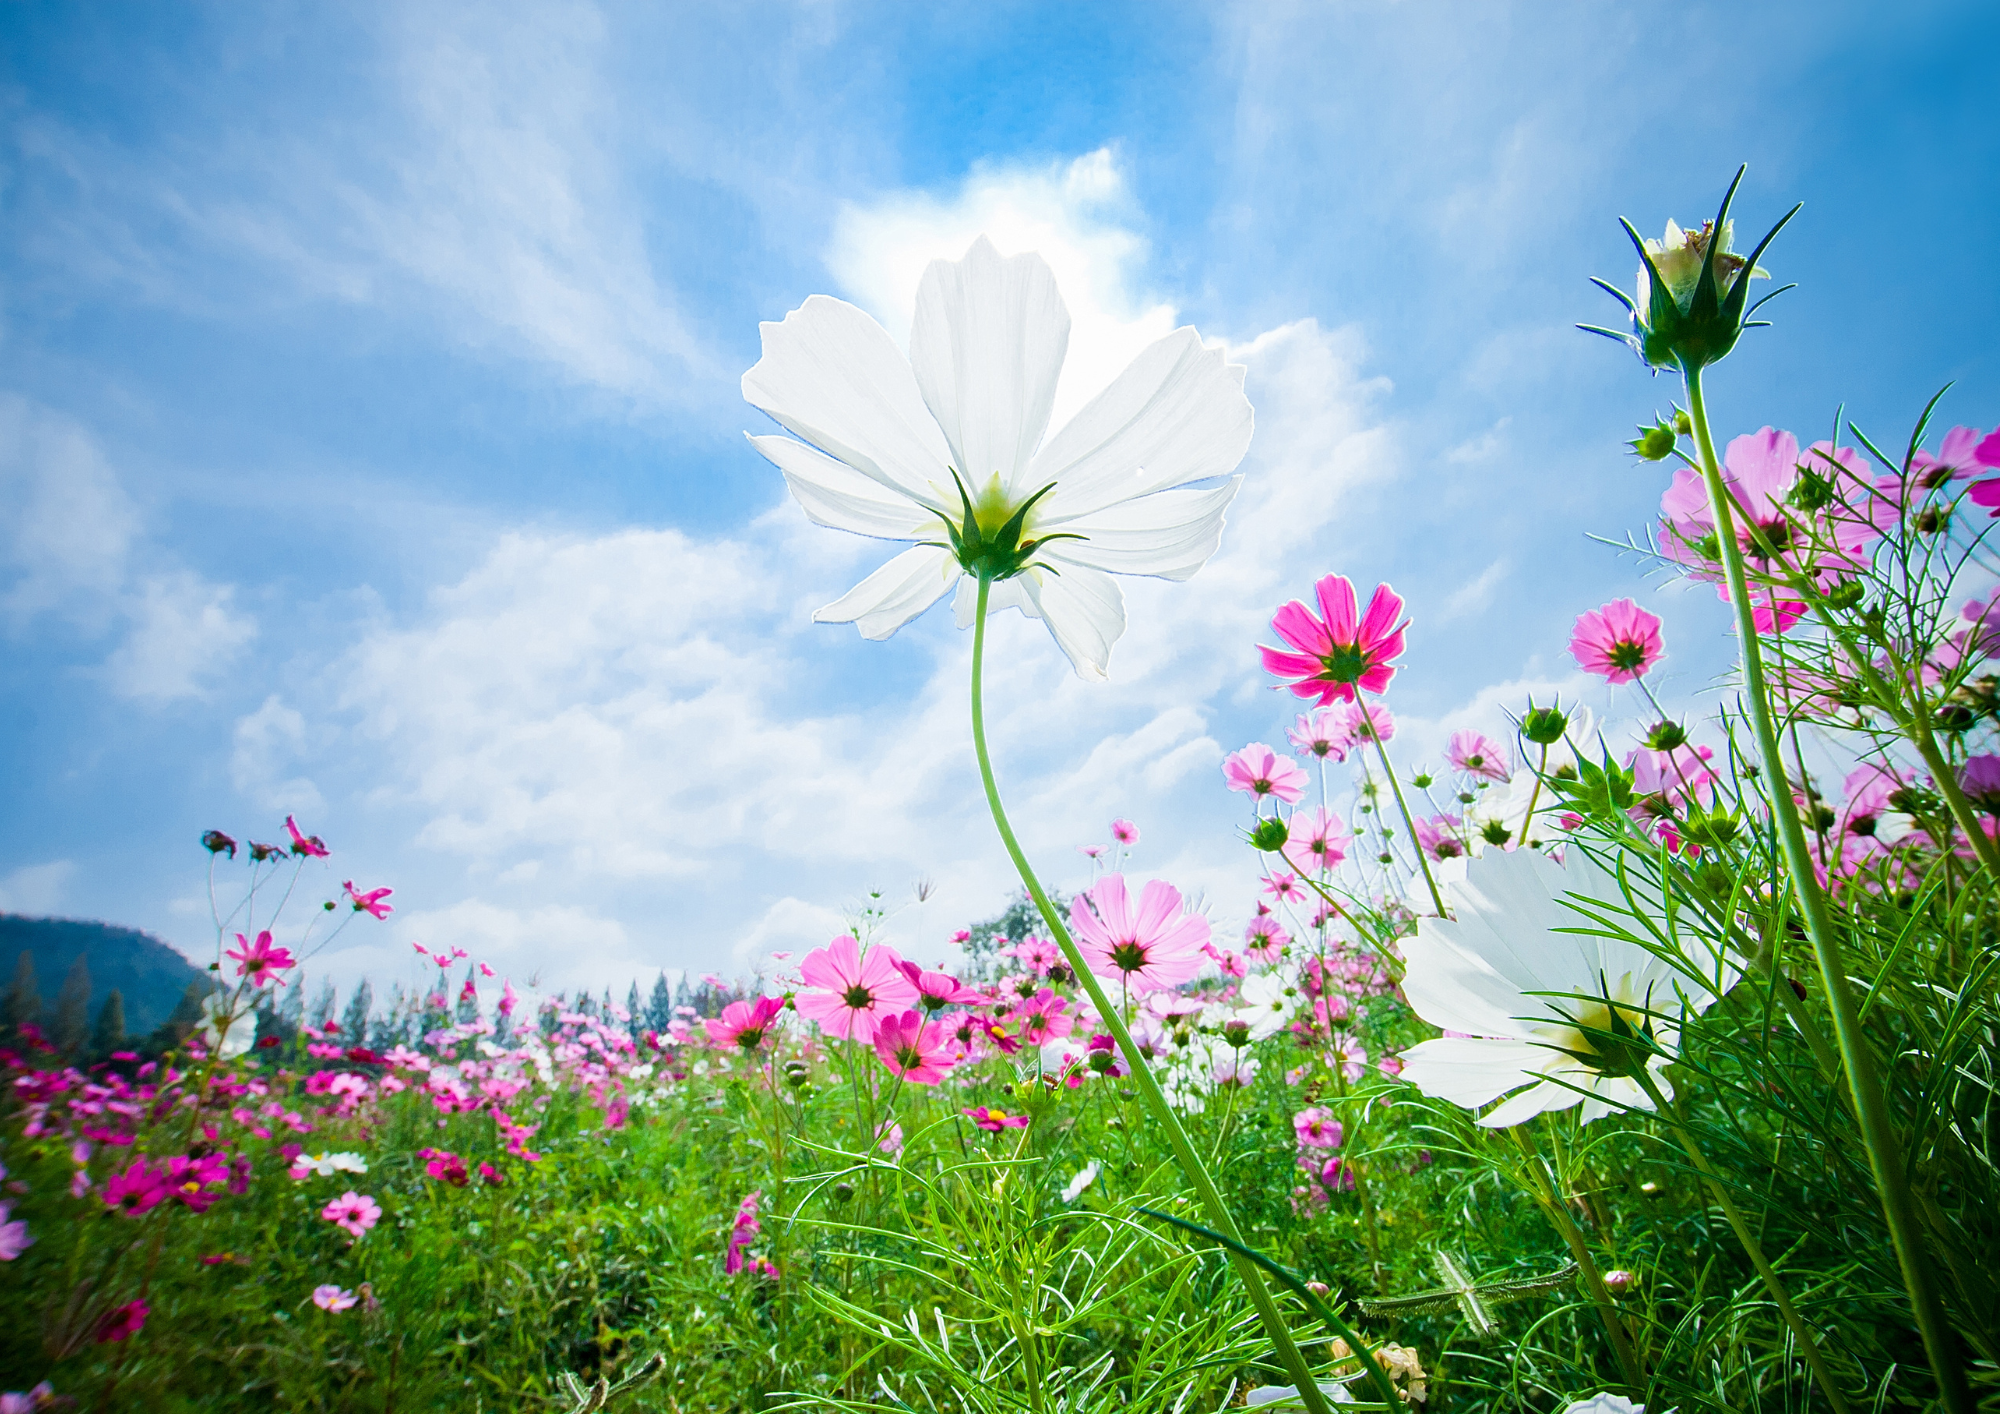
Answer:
[872,1010,957,1085]
[284,815,329,858]
[312,1284,358,1313]
[893,960,981,1012]
[1260,575,1408,706]
[705,996,785,1052]
[226,930,296,987]
[963,1105,1030,1132]
[1446,731,1510,783]
[321,1191,381,1239]
[1281,808,1354,877]
[1222,743,1309,803]
[1292,1107,1344,1148]
[794,934,919,1043]
[1069,873,1208,992]
[343,881,394,920]
[1569,599,1665,685]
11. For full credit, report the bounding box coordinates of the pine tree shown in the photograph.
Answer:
[279,974,305,1030]
[339,979,374,1042]
[148,979,211,1054]
[646,971,674,1032]
[91,989,126,1057]
[625,980,642,1026]
[455,966,481,1025]
[1,951,41,1042]
[307,977,338,1032]
[51,956,91,1056]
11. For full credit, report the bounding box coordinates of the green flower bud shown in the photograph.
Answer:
[1581,167,1800,373]
[1673,409,1692,436]
[1628,417,1677,461]
[1247,817,1291,852]
[1521,702,1570,745]
[1411,772,1434,789]
[1644,719,1688,750]
[1824,580,1865,612]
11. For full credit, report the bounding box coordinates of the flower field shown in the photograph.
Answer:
[3,172,1997,1414]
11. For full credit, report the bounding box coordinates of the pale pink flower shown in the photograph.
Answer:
[1260,575,1408,705]
[0,1202,31,1260]
[1287,709,1348,761]
[875,1120,905,1156]
[226,930,295,987]
[1445,731,1510,783]
[705,997,785,1053]
[320,1191,381,1239]
[1332,700,1395,747]
[1910,425,1996,485]
[872,1010,956,1085]
[343,882,394,919]
[725,1191,761,1274]
[1069,874,1208,992]
[795,935,919,1042]
[1333,1036,1367,1082]
[1079,844,1105,859]
[1293,1107,1343,1148]
[312,1284,357,1313]
[1628,744,1717,808]
[1281,808,1353,877]
[1262,872,1304,902]
[1414,815,1466,862]
[1003,936,1063,975]
[1110,819,1139,846]
[1223,743,1309,803]
[1569,600,1665,685]
[1243,914,1290,961]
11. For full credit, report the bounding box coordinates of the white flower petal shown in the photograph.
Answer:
[1019,563,1125,681]
[910,237,1069,497]
[742,295,954,511]
[749,434,943,541]
[812,545,959,640]
[1031,327,1253,519]
[950,575,1033,628]
[1042,478,1241,582]
[1477,1078,1585,1129]
[1401,1036,1552,1108]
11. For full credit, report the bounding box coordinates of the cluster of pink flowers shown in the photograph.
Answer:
[723,1191,776,1279]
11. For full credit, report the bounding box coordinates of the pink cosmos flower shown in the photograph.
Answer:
[876,1120,905,1156]
[963,1106,1030,1132]
[97,1300,149,1344]
[420,1149,470,1186]
[1414,815,1465,862]
[1262,872,1304,902]
[343,882,394,919]
[1281,808,1354,877]
[1909,425,1997,485]
[725,1191,761,1275]
[1110,819,1139,846]
[1287,709,1347,761]
[705,996,785,1052]
[1629,743,1717,808]
[498,981,518,1017]
[893,960,982,1012]
[1260,575,1408,705]
[1293,1107,1344,1148]
[872,1010,955,1085]
[103,1159,174,1217]
[1332,700,1395,747]
[0,1202,31,1261]
[226,930,296,987]
[1079,844,1105,859]
[1569,600,1665,685]
[0,1385,54,1413]
[313,1284,358,1313]
[321,1191,381,1239]
[1243,914,1290,961]
[1069,874,1208,992]
[1969,478,2000,519]
[1003,936,1063,975]
[284,815,330,858]
[1959,755,2000,811]
[1223,744,1309,803]
[1445,731,1510,783]
[794,934,919,1043]
[1009,988,1075,1045]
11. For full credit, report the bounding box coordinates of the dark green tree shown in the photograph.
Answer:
[91,989,126,1057]
[645,971,674,1032]
[0,950,40,1042]
[340,978,375,1040]
[146,979,212,1055]
[51,956,91,1057]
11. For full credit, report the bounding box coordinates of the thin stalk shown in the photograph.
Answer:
[967,575,1333,1414]
[1510,1126,1645,1396]
[1369,731,1447,915]
[1630,1069,1851,1414]
[1683,362,1971,1414]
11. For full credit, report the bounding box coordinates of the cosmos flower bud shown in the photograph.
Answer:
[1628,417,1677,461]
[1603,1269,1637,1296]
[1644,719,1688,751]
[1520,703,1570,746]
[1248,818,1291,853]
[1581,167,1800,373]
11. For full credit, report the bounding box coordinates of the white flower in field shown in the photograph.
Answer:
[1562,1395,1651,1414]
[291,1151,369,1180]
[1245,1383,1353,1407]
[743,236,1254,679]
[1060,1159,1101,1204]
[197,994,256,1059]
[1229,969,1297,1042]
[1399,848,1736,1127]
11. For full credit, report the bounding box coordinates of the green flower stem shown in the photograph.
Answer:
[1630,1069,1850,1413]
[1510,1126,1645,1397]
[1683,363,1971,1414]
[967,575,1334,1414]
[1369,731,1447,916]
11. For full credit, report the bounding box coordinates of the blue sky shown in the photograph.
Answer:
[2,1,1994,997]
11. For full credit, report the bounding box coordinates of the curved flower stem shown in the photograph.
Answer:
[1630,1070,1850,1413]
[967,575,1333,1414]
[1683,362,1970,1414]
[1509,1126,1645,1397]
[1369,731,1447,915]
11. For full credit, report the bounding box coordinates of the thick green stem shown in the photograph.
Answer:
[1683,364,1970,1414]
[967,576,1334,1414]
[1370,731,1447,916]
[1631,1070,1850,1413]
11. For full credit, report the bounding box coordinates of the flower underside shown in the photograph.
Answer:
[934,471,1082,582]
[1531,976,1662,1078]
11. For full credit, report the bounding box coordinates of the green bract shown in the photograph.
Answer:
[1581,167,1800,373]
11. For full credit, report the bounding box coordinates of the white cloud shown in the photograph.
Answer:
[0,860,76,917]
[232,695,325,814]
[0,395,254,700]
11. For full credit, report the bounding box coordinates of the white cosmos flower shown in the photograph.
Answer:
[1399,848,1736,1128]
[198,993,257,1059]
[742,236,1253,679]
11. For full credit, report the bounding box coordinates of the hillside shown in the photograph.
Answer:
[0,915,210,1037]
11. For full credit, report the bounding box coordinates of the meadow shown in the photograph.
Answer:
[1,171,1995,1414]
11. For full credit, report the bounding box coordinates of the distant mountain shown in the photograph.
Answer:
[0,916,211,1038]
